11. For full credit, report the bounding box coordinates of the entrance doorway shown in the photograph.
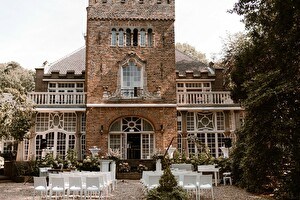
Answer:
[127,134,141,159]
[109,116,154,159]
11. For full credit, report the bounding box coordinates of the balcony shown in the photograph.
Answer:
[177,91,234,106]
[28,92,86,106]
[120,88,144,99]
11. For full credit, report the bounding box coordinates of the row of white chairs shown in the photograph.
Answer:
[33,172,116,199]
[141,170,214,200]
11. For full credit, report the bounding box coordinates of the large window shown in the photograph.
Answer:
[177,82,211,93]
[35,112,86,160]
[121,61,142,98]
[48,82,84,93]
[179,111,229,158]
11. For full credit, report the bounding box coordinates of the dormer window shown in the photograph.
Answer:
[139,0,144,3]
[157,0,161,4]
[121,0,125,3]
[102,0,107,3]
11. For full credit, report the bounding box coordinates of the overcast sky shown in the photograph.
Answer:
[0,0,244,70]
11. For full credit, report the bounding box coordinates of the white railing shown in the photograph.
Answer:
[177,91,234,105]
[28,92,86,105]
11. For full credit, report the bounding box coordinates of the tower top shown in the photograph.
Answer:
[87,0,175,21]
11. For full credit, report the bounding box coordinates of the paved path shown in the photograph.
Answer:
[0,179,272,200]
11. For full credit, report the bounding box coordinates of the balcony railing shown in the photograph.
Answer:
[177,91,234,105]
[120,88,144,99]
[28,92,86,106]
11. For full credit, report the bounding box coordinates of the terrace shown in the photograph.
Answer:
[28,91,236,107]
[27,92,86,106]
[177,91,234,106]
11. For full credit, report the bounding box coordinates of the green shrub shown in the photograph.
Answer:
[147,160,188,200]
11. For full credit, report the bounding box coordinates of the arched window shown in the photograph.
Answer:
[118,28,124,46]
[109,117,154,159]
[147,29,153,47]
[111,28,117,46]
[121,61,142,98]
[140,29,146,47]
[133,29,138,46]
[126,29,131,46]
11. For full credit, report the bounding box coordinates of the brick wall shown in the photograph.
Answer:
[86,106,177,155]
[85,1,177,156]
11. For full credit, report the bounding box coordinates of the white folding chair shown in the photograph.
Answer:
[33,176,50,200]
[99,175,109,197]
[198,175,214,200]
[181,174,198,200]
[85,176,103,200]
[49,177,67,199]
[68,176,83,200]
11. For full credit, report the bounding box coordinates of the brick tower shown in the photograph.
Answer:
[85,0,176,159]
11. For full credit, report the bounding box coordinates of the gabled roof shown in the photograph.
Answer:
[175,49,209,75]
[44,47,211,75]
[45,47,85,75]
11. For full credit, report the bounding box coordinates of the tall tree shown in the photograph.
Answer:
[223,0,300,199]
[0,62,35,144]
[176,43,208,64]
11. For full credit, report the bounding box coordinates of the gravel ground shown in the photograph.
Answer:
[0,180,273,200]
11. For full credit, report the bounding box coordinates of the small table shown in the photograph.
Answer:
[197,165,220,186]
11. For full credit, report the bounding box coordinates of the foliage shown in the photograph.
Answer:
[0,62,35,94]
[147,161,188,200]
[36,149,92,171]
[0,62,36,141]
[176,43,208,64]
[222,0,300,199]
[171,146,216,169]
[0,96,36,141]
[147,186,188,200]
[14,161,39,177]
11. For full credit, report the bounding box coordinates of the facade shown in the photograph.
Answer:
[22,0,243,161]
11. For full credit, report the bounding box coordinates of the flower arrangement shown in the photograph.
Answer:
[106,148,121,160]
[137,164,148,173]
[77,156,101,171]
[118,162,130,173]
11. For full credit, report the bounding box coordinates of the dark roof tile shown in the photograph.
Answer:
[45,47,210,75]
[45,47,85,75]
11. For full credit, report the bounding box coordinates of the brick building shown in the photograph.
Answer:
[22,0,243,161]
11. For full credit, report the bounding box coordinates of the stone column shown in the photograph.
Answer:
[75,112,83,160]
[224,110,231,134]
[181,111,188,156]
